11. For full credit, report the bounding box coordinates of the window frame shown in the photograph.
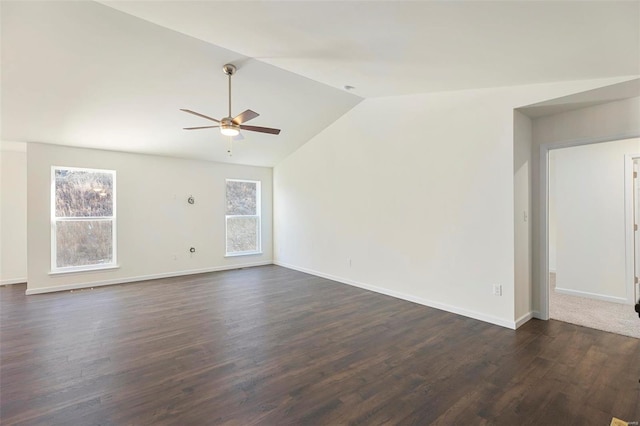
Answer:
[50,166,118,274]
[225,178,262,257]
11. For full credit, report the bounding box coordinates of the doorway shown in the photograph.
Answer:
[546,138,640,338]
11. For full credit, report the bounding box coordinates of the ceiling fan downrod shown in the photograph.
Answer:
[222,64,236,119]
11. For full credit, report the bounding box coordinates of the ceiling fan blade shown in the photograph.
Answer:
[183,125,220,130]
[232,109,259,125]
[180,109,220,123]
[239,125,281,135]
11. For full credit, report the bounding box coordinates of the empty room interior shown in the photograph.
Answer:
[1,1,640,424]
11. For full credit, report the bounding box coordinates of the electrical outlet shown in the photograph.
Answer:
[348,258,352,267]
[493,284,502,296]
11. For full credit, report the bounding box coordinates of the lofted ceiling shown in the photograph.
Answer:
[2,1,639,166]
[99,0,640,98]
[0,1,361,166]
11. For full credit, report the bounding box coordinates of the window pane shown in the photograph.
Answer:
[226,181,256,215]
[56,220,113,268]
[55,169,113,217]
[226,216,258,253]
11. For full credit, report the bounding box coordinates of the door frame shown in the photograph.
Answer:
[624,154,640,305]
[537,132,640,320]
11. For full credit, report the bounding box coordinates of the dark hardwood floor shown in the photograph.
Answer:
[1,265,639,425]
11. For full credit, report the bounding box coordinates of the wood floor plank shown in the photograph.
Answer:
[1,265,639,425]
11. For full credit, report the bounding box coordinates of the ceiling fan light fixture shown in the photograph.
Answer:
[220,125,240,137]
[220,118,240,136]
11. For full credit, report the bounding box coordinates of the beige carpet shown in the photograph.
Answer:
[549,273,640,339]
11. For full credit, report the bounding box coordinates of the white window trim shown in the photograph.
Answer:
[225,179,262,257]
[51,166,118,273]
[49,264,120,276]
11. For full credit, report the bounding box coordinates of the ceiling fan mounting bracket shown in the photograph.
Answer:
[222,64,236,76]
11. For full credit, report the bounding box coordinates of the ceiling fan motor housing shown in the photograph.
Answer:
[220,117,240,136]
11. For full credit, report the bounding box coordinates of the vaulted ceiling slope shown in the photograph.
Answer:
[1,1,362,166]
[100,0,640,98]
[2,1,638,166]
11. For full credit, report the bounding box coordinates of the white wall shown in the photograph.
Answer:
[513,111,532,323]
[549,138,640,303]
[533,97,640,146]
[274,77,632,329]
[0,142,28,284]
[531,96,640,315]
[26,143,273,293]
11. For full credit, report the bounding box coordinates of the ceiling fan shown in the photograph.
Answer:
[181,63,281,139]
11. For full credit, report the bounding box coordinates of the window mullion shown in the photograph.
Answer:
[55,216,114,221]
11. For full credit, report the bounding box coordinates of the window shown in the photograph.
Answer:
[51,166,116,272]
[226,179,261,256]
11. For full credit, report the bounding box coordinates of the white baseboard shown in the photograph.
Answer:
[25,261,273,295]
[274,260,517,330]
[553,286,628,305]
[515,312,534,328]
[1,278,27,285]
[532,310,546,320]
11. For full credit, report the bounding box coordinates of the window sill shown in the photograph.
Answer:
[225,252,263,258]
[49,264,120,276]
